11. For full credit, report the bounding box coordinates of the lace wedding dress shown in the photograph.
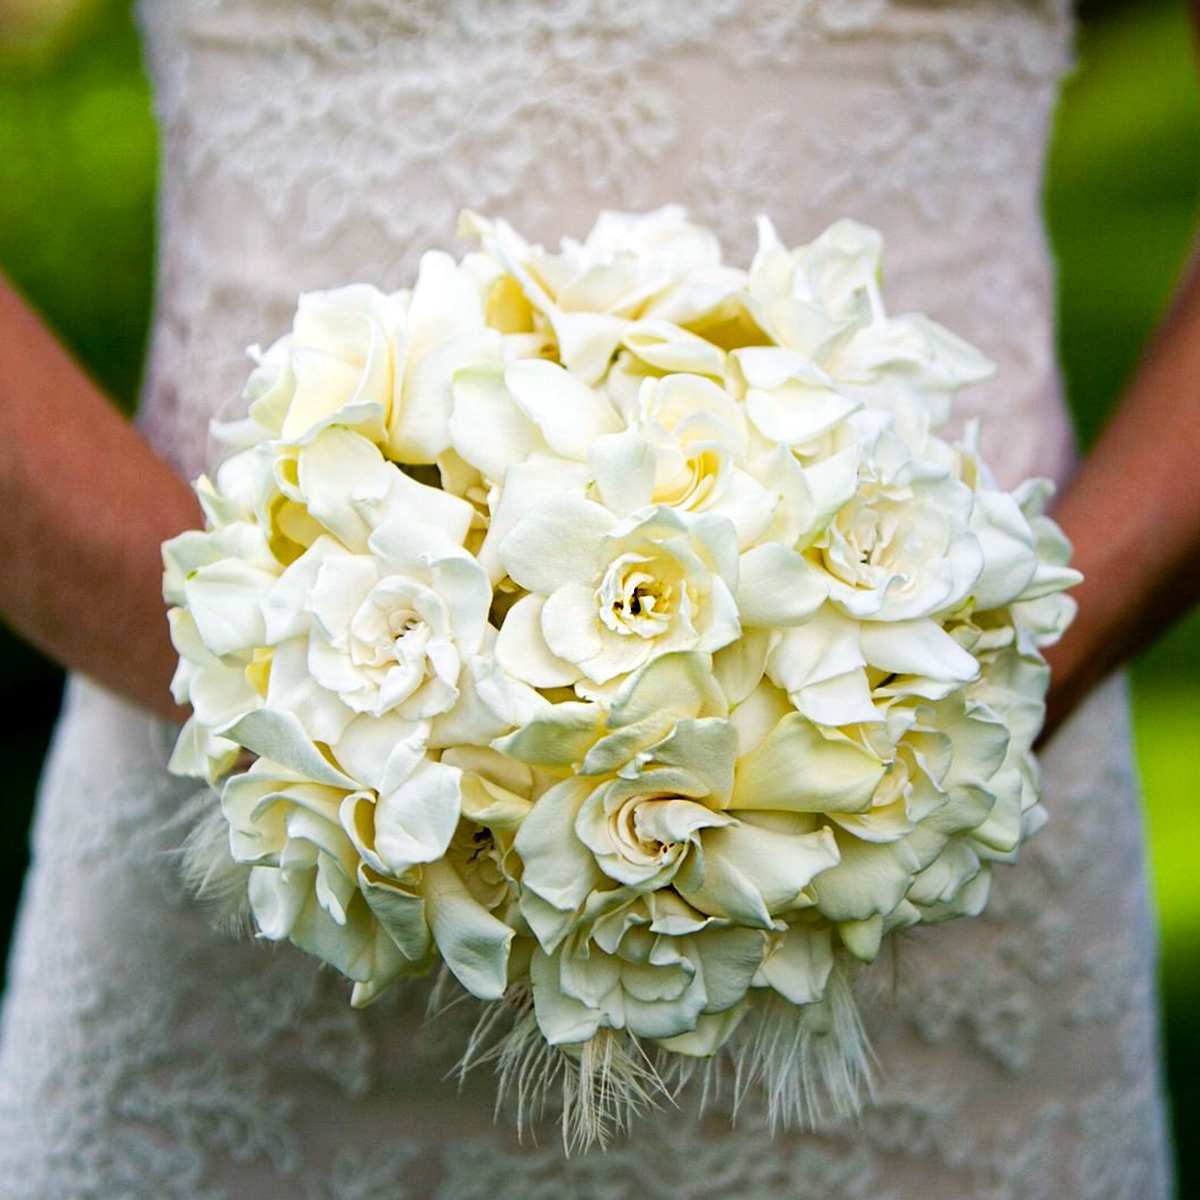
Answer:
[0,1,1175,1196]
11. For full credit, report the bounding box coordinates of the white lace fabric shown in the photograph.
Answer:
[0,1,1174,1196]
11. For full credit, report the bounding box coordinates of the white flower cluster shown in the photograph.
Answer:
[164,208,1079,1146]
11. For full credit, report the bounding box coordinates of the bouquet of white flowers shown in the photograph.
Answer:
[164,208,1080,1150]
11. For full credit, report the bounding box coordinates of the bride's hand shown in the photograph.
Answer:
[1040,247,1200,744]
[0,275,202,720]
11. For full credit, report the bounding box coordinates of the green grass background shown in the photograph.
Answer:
[1,0,1199,1189]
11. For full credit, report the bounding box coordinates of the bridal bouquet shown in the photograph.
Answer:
[163,207,1079,1149]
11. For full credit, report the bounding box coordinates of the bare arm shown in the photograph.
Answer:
[0,276,201,718]
[1039,0,1200,740]
[1041,239,1200,739]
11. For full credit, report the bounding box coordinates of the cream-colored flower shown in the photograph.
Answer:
[529,899,764,1048]
[218,734,435,1007]
[747,217,994,425]
[222,713,515,1004]
[245,256,499,463]
[263,525,487,734]
[495,501,743,690]
[496,653,874,1044]
[504,654,844,938]
[812,685,1014,957]
[731,664,1027,960]
[464,206,724,384]
[588,373,777,548]
[808,431,985,623]
[258,434,536,752]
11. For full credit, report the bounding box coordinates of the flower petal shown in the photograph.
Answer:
[530,947,602,1045]
[736,544,828,628]
[500,497,614,594]
[504,359,623,460]
[449,365,543,480]
[515,777,601,914]
[373,759,463,875]
[230,709,359,789]
[423,858,514,1000]
[495,593,581,688]
[730,713,886,814]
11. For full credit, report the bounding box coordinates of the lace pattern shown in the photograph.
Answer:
[0,1,1172,1196]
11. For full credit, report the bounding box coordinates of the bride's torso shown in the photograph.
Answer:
[0,3,1173,1198]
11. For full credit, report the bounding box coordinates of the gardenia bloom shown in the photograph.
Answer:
[243,255,499,463]
[528,900,765,1051]
[464,206,724,384]
[746,217,994,424]
[495,500,743,690]
[223,756,427,1008]
[809,683,1016,958]
[263,523,488,734]
[499,653,847,1045]
[258,432,534,750]
[221,715,514,1006]
[588,373,777,548]
[809,429,985,623]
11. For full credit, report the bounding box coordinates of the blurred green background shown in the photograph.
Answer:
[1,0,1198,1189]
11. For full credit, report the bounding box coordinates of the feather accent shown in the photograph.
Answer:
[724,963,875,1131]
[445,982,670,1152]
[176,786,253,935]
[445,956,872,1153]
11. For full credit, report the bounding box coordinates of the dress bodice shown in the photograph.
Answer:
[134,0,1076,491]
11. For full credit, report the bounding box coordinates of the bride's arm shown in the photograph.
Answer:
[0,276,202,719]
[1040,242,1200,740]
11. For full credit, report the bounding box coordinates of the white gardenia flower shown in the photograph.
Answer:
[464,206,723,384]
[809,683,1015,957]
[219,717,515,1006]
[247,284,406,446]
[502,653,846,949]
[495,499,742,689]
[496,653,848,1047]
[747,218,994,425]
[588,373,777,548]
[246,256,499,463]
[809,430,985,624]
[222,753,429,1006]
[260,462,521,750]
[529,902,764,1050]
[727,667,1023,962]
